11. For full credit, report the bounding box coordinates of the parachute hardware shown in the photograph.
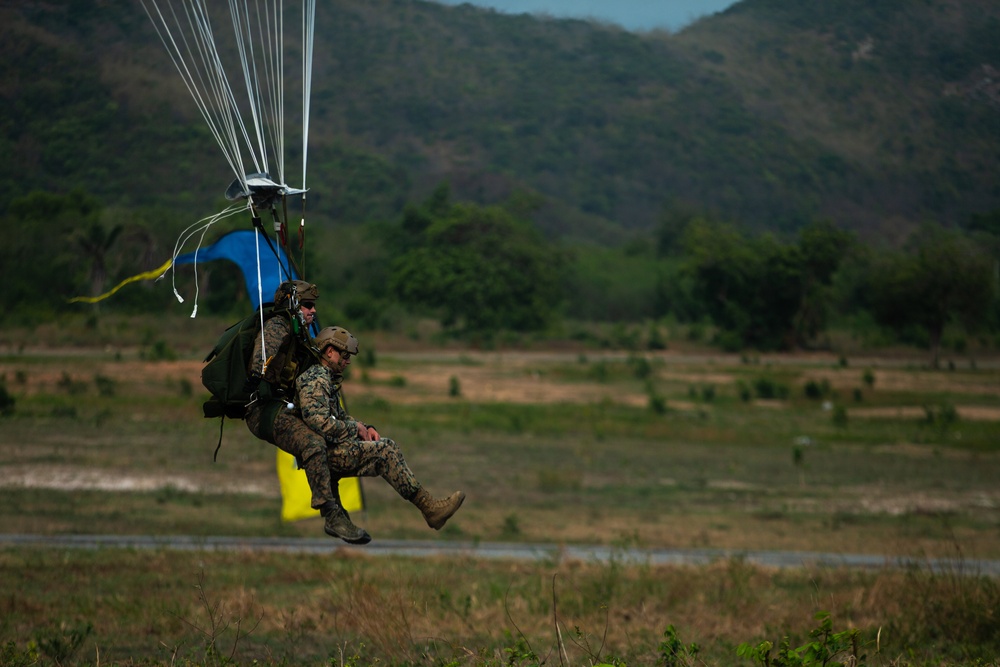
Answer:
[224,172,308,210]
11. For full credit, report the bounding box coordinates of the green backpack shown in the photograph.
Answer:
[202,304,299,461]
[202,305,280,421]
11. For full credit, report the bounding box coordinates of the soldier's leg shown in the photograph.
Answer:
[330,437,464,530]
[271,412,371,544]
[328,437,420,499]
[271,411,336,511]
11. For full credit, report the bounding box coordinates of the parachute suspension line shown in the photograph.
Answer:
[300,0,317,279]
[139,0,252,185]
[165,204,247,316]
[229,0,272,179]
[301,0,315,193]
[253,217,267,369]
[270,0,286,185]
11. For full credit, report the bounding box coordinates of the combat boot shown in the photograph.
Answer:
[412,488,466,530]
[320,504,371,545]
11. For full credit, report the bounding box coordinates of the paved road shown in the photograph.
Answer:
[3,534,999,576]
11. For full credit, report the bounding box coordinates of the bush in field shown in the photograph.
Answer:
[57,372,87,395]
[754,376,790,399]
[737,612,865,667]
[832,405,848,428]
[0,384,14,415]
[144,340,177,361]
[924,402,959,429]
[94,374,117,397]
[803,378,832,400]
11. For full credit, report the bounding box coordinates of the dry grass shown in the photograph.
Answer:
[1,546,997,666]
[1,337,999,664]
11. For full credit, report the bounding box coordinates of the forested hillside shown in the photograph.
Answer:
[2,0,998,240]
[1,0,998,352]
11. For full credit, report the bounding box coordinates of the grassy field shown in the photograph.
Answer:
[1,318,999,665]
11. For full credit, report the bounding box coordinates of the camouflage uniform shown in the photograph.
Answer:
[295,363,421,501]
[244,314,339,512]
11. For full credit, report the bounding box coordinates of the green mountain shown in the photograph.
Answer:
[2,0,998,244]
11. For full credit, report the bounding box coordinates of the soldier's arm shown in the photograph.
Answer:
[297,370,357,443]
[247,317,288,379]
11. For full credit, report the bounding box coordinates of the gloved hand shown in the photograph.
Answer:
[243,373,262,394]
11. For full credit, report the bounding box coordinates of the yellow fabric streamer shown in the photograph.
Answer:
[276,449,364,522]
[68,259,174,304]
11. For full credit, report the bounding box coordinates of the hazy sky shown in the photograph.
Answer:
[430,0,740,32]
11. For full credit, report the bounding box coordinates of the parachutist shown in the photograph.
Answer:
[297,326,466,535]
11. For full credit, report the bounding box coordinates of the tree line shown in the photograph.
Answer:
[2,187,998,361]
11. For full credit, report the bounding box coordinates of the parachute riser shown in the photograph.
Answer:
[246,196,306,286]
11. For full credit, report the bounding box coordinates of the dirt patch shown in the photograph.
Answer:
[0,464,275,495]
[360,365,650,406]
[850,406,1000,421]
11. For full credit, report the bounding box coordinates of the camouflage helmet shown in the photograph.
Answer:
[314,326,360,356]
[273,280,318,308]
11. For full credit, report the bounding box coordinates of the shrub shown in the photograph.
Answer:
[57,372,87,395]
[737,381,752,402]
[0,384,15,415]
[629,354,653,379]
[145,340,176,361]
[832,405,848,428]
[754,376,790,399]
[738,611,865,667]
[94,374,116,397]
[804,380,824,399]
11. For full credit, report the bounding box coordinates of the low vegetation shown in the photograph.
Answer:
[1,327,998,665]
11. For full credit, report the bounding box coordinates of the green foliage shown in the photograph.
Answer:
[0,384,15,416]
[681,219,854,350]
[647,322,668,350]
[863,226,998,364]
[6,0,1000,257]
[628,354,653,379]
[501,514,521,538]
[390,187,563,333]
[658,625,700,667]
[647,388,668,415]
[890,561,1000,661]
[753,377,790,400]
[94,374,117,397]
[803,379,830,400]
[0,641,39,667]
[57,372,87,395]
[35,621,93,666]
[0,190,101,317]
[2,4,1000,349]
[566,242,664,322]
[923,402,959,429]
[737,381,753,402]
[144,340,177,361]
[737,611,866,667]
